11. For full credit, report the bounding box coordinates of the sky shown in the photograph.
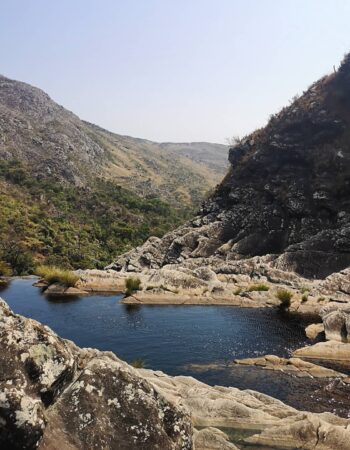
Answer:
[1,0,350,143]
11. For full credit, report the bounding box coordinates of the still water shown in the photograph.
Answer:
[2,278,349,417]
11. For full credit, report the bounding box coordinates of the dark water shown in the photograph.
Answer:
[2,278,350,417]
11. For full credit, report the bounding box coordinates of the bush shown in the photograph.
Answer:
[125,277,141,296]
[234,287,242,295]
[36,265,79,287]
[0,261,12,277]
[301,294,308,303]
[130,358,145,368]
[248,283,269,292]
[276,289,293,309]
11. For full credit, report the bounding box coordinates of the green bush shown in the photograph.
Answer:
[276,289,293,309]
[36,265,79,287]
[0,261,12,277]
[130,358,145,368]
[234,287,242,295]
[125,277,142,296]
[301,294,308,303]
[248,283,269,292]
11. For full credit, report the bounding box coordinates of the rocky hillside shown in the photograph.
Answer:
[0,74,227,206]
[110,54,350,279]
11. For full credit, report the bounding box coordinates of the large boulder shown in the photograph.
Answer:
[0,299,192,450]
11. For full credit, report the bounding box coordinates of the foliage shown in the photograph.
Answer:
[35,265,79,287]
[0,261,12,277]
[233,287,242,295]
[125,277,142,296]
[276,289,293,309]
[0,160,192,274]
[130,358,145,368]
[301,294,308,303]
[248,283,269,292]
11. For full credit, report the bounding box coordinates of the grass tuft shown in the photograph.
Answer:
[125,277,142,296]
[130,358,145,368]
[248,283,269,292]
[36,265,79,287]
[276,289,293,309]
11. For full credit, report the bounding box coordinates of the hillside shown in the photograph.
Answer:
[0,74,227,206]
[111,53,350,280]
[0,75,227,274]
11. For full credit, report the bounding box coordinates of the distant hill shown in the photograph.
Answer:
[0,74,228,273]
[0,74,228,206]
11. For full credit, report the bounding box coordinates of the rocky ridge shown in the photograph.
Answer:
[108,54,350,281]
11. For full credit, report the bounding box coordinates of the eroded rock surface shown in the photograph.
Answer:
[0,299,192,450]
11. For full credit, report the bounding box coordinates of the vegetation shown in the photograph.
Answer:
[125,277,142,296]
[233,287,242,295]
[130,358,145,368]
[0,261,12,277]
[276,289,293,309]
[301,294,308,303]
[36,265,79,287]
[0,160,192,274]
[248,283,269,292]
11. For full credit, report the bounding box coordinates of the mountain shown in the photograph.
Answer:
[0,74,227,206]
[110,54,350,279]
[0,75,227,273]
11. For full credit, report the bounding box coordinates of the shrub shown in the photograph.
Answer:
[301,294,308,303]
[130,358,145,368]
[318,296,325,302]
[36,265,79,287]
[234,287,242,295]
[248,283,269,292]
[301,286,310,294]
[276,289,293,309]
[125,277,141,296]
[0,261,12,277]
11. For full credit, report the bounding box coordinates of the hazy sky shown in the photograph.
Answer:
[1,0,350,143]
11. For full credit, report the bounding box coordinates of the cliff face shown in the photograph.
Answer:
[110,55,350,279]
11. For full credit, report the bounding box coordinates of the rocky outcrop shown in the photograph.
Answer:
[233,355,348,378]
[109,55,350,280]
[305,323,325,340]
[0,299,192,450]
[293,340,350,361]
[321,304,350,342]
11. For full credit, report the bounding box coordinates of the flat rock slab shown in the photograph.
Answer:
[294,340,350,361]
[233,355,347,378]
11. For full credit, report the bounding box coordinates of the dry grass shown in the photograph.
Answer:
[36,265,79,287]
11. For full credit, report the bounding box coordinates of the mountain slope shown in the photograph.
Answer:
[0,74,228,273]
[111,54,350,279]
[0,74,227,206]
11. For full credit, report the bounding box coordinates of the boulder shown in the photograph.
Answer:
[305,323,325,339]
[0,299,192,450]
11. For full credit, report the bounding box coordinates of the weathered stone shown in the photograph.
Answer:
[305,323,325,339]
[0,299,192,450]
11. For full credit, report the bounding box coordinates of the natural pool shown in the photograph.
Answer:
[2,278,349,417]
